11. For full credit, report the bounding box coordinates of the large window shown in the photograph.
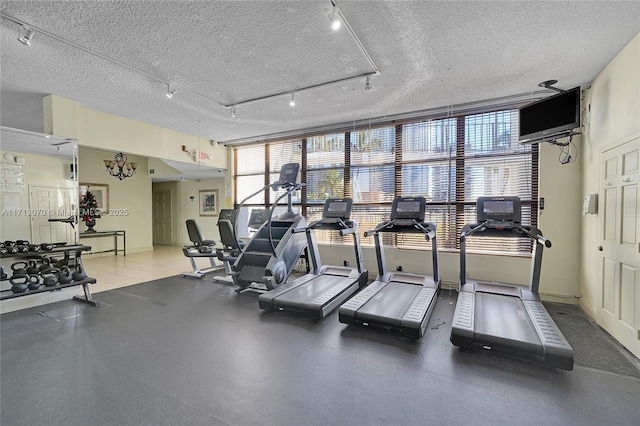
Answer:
[234,107,537,254]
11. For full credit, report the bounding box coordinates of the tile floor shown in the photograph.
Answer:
[0,245,197,313]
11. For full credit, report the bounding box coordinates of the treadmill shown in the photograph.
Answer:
[450,196,574,370]
[338,196,440,339]
[258,198,368,319]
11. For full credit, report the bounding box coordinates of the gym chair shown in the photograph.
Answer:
[181,219,223,278]
[212,218,245,284]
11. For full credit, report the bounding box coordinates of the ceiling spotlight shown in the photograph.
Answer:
[289,93,296,107]
[231,106,237,118]
[18,27,34,46]
[329,6,341,30]
[365,77,371,91]
[165,84,177,99]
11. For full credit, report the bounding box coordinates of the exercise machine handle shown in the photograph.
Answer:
[364,220,393,238]
[412,221,436,241]
[517,226,552,248]
[460,222,486,240]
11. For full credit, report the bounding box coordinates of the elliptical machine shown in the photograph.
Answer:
[231,163,307,292]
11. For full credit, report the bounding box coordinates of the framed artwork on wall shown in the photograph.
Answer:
[80,183,109,214]
[199,189,218,216]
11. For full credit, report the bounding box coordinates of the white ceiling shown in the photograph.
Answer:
[1,1,638,148]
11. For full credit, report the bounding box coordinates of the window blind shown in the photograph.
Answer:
[234,107,538,255]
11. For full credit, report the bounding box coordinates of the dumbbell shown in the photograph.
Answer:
[28,244,42,252]
[58,266,73,285]
[28,274,41,290]
[4,242,18,254]
[40,243,54,251]
[11,261,29,275]
[71,264,87,282]
[9,274,39,293]
[41,268,61,287]
[38,258,52,272]
[26,260,40,274]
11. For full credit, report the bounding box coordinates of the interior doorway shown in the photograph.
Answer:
[598,137,639,358]
[153,190,172,245]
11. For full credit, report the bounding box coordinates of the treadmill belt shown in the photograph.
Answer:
[475,292,543,356]
[356,282,422,327]
[274,274,350,305]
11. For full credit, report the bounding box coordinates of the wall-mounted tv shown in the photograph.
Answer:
[518,86,581,144]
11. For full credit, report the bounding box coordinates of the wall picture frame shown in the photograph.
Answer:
[80,183,109,214]
[199,189,218,216]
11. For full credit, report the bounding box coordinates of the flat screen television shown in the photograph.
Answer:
[518,86,581,144]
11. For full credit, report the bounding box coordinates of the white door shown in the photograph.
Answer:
[598,138,640,358]
[30,186,75,244]
[153,190,172,245]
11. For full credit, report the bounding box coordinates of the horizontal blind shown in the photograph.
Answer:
[306,134,345,204]
[233,107,538,255]
[461,110,535,254]
[268,140,302,205]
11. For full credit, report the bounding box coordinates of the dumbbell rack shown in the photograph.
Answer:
[0,244,99,307]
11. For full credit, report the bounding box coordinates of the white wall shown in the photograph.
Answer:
[580,33,640,318]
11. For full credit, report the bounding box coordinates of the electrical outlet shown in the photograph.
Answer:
[396,266,403,272]
[343,260,349,267]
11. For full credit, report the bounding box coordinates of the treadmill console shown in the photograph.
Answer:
[218,209,240,227]
[323,198,352,220]
[391,197,426,222]
[272,163,300,188]
[476,196,521,227]
[248,208,269,230]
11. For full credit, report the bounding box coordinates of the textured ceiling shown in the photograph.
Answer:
[1,0,639,149]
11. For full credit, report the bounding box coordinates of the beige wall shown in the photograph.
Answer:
[78,147,153,253]
[580,33,640,318]
[153,178,226,246]
[44,95,228,170]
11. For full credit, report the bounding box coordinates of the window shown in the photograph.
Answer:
[234,107,537,254]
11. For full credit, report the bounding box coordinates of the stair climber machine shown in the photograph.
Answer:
[258,198,368,318]
[450,196,574,370]
[338,196,441,339]
[231,163,307,292]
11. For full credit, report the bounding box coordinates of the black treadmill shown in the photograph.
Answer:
[450,196,574,370]
[338,197,440,339]
[258,198,368,318]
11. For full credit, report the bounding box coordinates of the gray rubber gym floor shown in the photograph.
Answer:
[2,275,639,426]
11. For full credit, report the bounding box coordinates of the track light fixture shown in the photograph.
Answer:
[165,84,177,99]
[231,106,237,118]
[329,5,341,30]
[329,2,341,31]
[365,77,371,91]
[18,26,34,46]
[289,93,296,107]
[537,79,565,93]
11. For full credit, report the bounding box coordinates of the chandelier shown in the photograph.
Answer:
[104,152,138,180]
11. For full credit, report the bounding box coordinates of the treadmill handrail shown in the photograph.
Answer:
[459,221,550,292]
[364,220,394,238]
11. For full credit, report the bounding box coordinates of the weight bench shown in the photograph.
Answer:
[181,219,223,278]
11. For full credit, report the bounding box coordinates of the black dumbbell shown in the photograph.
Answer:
[9,274,30,293]
[41,268,61,287]
[28,274,41,290]
[11,261,29,275]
